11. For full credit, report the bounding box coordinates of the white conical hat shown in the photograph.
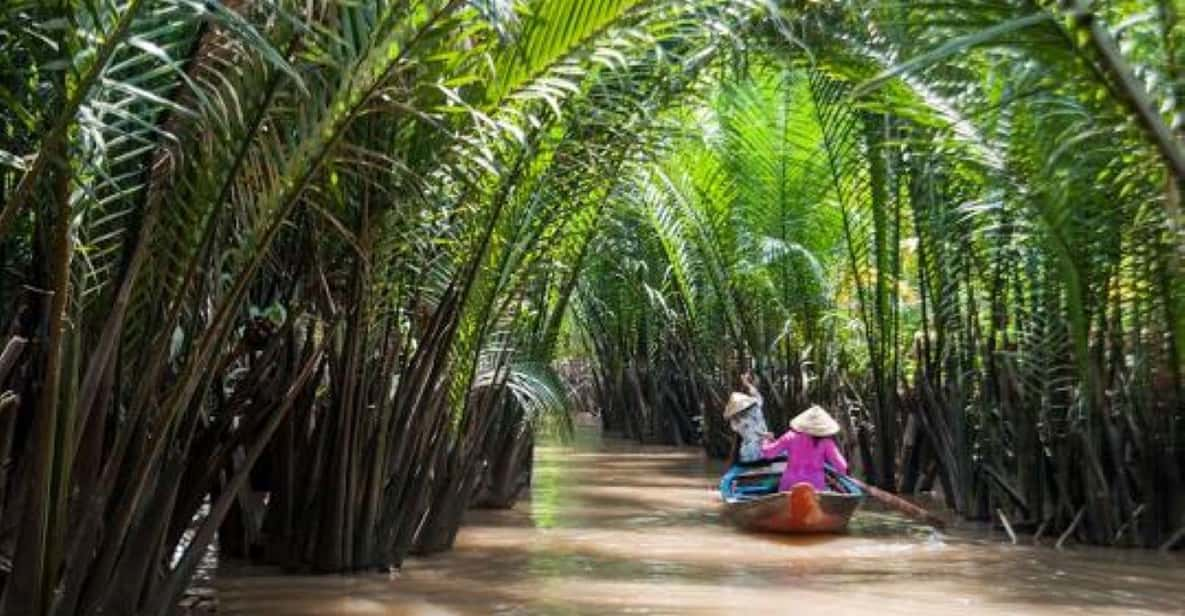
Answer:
[724,392,758,419]
[790,405,840,437]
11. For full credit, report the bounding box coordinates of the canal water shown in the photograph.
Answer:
[215,431,1185,615]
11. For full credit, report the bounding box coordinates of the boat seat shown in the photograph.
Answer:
[733,483,776,497]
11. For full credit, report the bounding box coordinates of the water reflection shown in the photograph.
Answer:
[216,430,1185,615]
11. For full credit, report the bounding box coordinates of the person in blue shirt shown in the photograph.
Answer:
[724,372,772,464]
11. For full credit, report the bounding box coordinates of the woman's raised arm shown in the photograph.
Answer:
[760,430,796,459]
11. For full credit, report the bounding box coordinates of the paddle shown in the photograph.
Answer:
[845,475,947,529]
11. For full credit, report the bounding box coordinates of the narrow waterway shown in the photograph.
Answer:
[216,431,1185,615]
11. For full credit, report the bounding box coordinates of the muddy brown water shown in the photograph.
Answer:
[215,431,1185,615]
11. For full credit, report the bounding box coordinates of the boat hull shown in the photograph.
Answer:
[722,483,862,533]
[718,462,864,534]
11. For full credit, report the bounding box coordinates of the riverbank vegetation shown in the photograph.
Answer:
[576,2,1185,553]
[0,1,1182,614]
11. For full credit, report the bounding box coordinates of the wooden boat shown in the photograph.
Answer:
[719,461,864,533]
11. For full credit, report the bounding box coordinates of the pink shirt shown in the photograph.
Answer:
[760,430,848,492]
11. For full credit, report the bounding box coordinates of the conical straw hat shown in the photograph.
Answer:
[790,405,840,437]
[724,392,758,419]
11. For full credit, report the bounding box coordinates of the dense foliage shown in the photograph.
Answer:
[576,0,1185,553]
[0,1,1183,614]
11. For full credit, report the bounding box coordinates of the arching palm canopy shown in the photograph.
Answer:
[0,1,1183,614]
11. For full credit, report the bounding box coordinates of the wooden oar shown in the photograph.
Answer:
[845,475,947,529]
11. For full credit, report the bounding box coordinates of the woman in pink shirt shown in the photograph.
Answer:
[760,405,848,492]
